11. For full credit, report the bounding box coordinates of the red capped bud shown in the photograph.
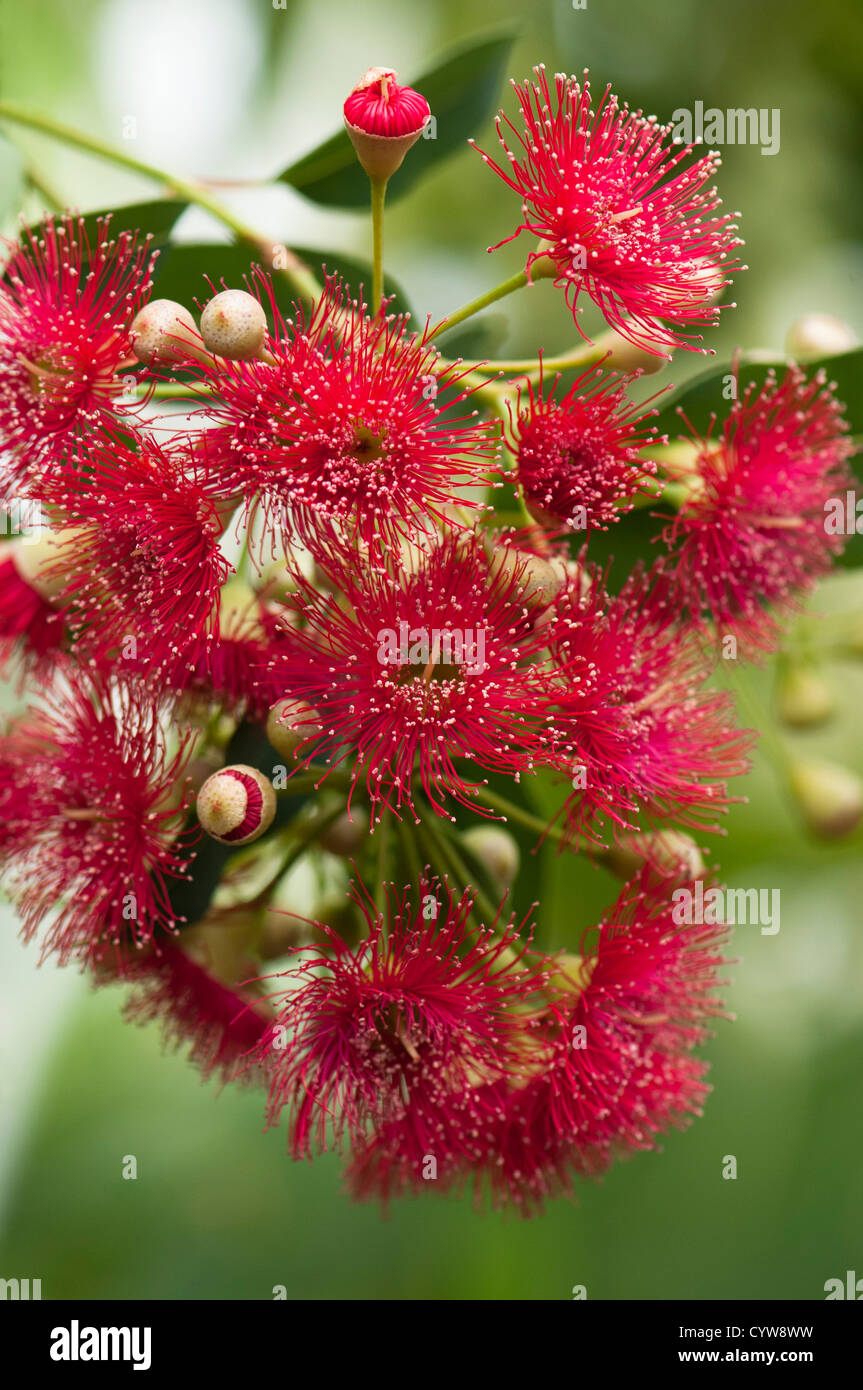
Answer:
[785,313,858,359]
[266,697,322,761]
[775,662,835,730]
[461,824,520,890]
[130,298,203,366]
[344,67,430,182]
[200,289,268,362]
[196,764,276,845]
[788,758,863,839]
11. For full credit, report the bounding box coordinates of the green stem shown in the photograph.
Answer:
[23,162,64,211]
[370,176,387,314]
[429,269,529,343]
[473,783,567,846]
[416,811,500,929]
[274,765,353,796]
[373,809,392,915]
[472,341,609,378]
[0,100,321,306]
[434,819,502,928]
[395,814,422,892]
[134,380,211,399]
[262,799,348,892]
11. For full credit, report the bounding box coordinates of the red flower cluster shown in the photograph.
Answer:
[253,872,726,1212]
[0,55,854,1217]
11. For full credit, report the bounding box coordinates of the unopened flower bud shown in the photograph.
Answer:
[318,810,369,857]
[775,663,835,730]
[600,830,705,883]
[200,289,268,362]
[788,758,863,839]
[785,313,858,360]
[344,67,430,182]
[196,764,276,845]
[487,542,567,607]
[529,241,560,281]
[130,298,203,366]
[266,698,322,760]
[592,326,671,374]
[461,825,520,890]
[666,258,726,317]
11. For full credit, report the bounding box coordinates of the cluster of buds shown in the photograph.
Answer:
[0,54,857,1214]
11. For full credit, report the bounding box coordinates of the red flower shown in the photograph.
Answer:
[0,672,195,970]
[47,431,231,678]
[194,278,496,554]
[480,871,728,1212]
[660,363,854,653]
[164,588,287,719]
[269,530,555,818]
[474,68,742,354]
[511,364,660,532]
[256,879,547,1166]
[0,215,153,489]
[540,562,752,844]
[348,871,727,1212]
[0,552,66,680]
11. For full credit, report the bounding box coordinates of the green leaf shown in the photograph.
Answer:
[165,813,237,929]
[277,29,517,208]
[26,197,189,251]
[435,312,509,361]
[151,241,413,319]
[653,348,863,439]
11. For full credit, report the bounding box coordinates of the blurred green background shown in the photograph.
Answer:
[1,0,862,1300]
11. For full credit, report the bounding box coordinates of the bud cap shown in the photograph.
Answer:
[344,67,430,181]
[197,765,276,845]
